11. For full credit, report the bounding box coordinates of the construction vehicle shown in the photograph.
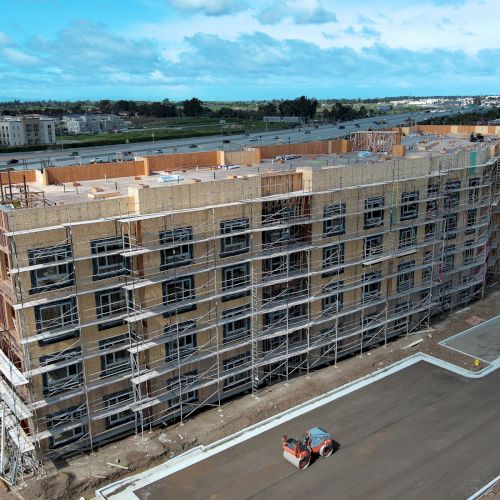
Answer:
[282,434,312,469]
[281,427,334,469]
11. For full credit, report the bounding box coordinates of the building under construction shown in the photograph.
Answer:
[0,126,498,483]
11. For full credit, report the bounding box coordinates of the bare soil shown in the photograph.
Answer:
[6,281,500,500]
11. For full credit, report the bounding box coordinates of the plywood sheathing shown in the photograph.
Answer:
[259,139,351,159]
[392,144,405,157]
[0,170,36,184]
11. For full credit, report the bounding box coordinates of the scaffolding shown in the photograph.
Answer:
[0,144,498,482]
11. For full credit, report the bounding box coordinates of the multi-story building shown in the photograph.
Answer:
[0,116,56,146]
[0,130,498,483]
[62,114,126,135]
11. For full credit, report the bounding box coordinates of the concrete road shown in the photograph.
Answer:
[441,316,500,363]
[0,109,463,169]
[135,363,500,500]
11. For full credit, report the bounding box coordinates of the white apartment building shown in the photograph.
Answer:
[62,114,126,134]
[0,116,56,146]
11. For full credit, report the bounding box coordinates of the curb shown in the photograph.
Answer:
[95,352,499,499]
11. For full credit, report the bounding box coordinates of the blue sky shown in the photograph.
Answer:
[0,0,498,101]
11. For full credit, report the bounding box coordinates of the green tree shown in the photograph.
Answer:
[182,98,205,117]
[97,100,112,113]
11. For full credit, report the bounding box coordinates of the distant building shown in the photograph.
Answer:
[376,104,392,112]
[62,114,126,135]
[0,116,56,146]
[263,116,301,123]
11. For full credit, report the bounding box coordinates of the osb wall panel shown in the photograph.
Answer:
[417,125,500,136]
[258,140,352,159]
[417,125,453,135]
[224,149,260,165]
[135,175,262,214]
[0,170,36,184]
[261,172,303,196]
[330,139,352,153]
[258,141,330,158]
[146,151,219,172]
[45,161,145,185]
[7,196,130,231]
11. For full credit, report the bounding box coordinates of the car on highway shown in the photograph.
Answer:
[222,139,230,144]
[69,152,79,157]
[188,144,198,148]
[249,138,259,142]
[7,159,19,164]
[355,124,360,128]
[338,125,345,129]
[273,136,279,139]
[304,130,311,134]
[154,149,163,154]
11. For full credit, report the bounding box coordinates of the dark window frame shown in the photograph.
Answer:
[95,287,127,330]
[220,218,249,257]
[222,304,251,343]
[400,191,419,221]
[35,297,79,345]
[159,227,194,270]
[322,243,345,277]
[41,347,83,397]
[223,352,251,390]
[91,236,130,281]
[28,244,74,293]
[323,202,346,236]
[162,275,196,317]
[221,262,250,302]
[103,388,134,429]
[99,334,130,377]
[364,197,385,229]
[397,261,415,291]
[399,226,417,249]
[46,404,87,448]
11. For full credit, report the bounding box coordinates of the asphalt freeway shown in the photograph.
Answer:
[134,362,500,500]
[0,109,464,170]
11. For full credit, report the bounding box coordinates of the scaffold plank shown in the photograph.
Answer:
[0,379,32,419]
[0,350,28,386]
[0,406,35,453]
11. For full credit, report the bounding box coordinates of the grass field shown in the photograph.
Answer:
[58,118,291,147]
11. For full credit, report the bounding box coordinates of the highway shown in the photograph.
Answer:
[0,109,463,170]
[134,362,500,500]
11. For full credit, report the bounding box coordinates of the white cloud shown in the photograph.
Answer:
[257,0,337,25]
[1,0,499,99]
[167,0,248,16]
[2,47,40,67]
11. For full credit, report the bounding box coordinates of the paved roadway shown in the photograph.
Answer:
[441,316,500,363]
[135,362,500,500]
[0,109,464,170]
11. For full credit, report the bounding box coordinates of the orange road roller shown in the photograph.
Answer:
[281,427,334,469]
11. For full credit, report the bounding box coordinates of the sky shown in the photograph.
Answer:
[0,0,498,101]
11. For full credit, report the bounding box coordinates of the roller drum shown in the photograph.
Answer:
[283,450,310,469]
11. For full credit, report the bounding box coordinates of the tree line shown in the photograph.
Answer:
[0,96,378,122]
[421,107,500,125]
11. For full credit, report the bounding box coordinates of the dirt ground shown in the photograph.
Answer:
[5,280,500,500]
[479,478,500,498]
